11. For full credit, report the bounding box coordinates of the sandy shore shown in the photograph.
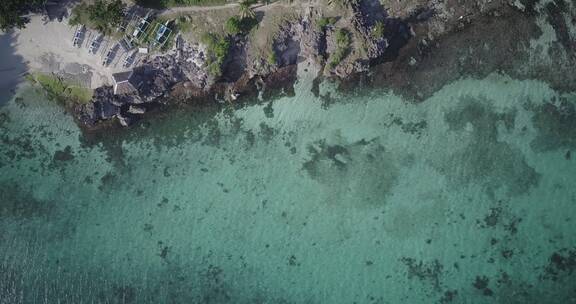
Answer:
[9,15,132,90]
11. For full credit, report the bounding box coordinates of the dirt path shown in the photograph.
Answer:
[158,0,319,17]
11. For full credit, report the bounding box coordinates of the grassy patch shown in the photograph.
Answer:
[372,20,385,39]
[176,16,194,33]
[30,73,93,106]
[169,8,237,42]
[267,50,277,65]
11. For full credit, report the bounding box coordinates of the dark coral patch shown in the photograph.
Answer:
[441,96,540,195]
[472,276,493,296]
[541,248,576,282]
[530,96,576,152]
[302,138,398,206]
[400,257,444,291]
[52,146,75,162]
[0,182,56,219]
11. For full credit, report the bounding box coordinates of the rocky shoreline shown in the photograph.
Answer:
[71,0,576,130]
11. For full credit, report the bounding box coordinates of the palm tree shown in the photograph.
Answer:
[238,0,256,19]
[327,0,356,8]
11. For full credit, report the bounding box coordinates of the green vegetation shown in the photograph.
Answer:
[223,0,259,36]
[326,0,358,8]
[336,28,350,45]
[201,33,231,77]
[225,16,242,35]
[372,20,385,39]
[29,73,93,106]
[0,0,44,31]
[267,50,277,65]
[238,0,257,19]
[225,15,258,35]
[329,28,350,68]
[177,16,194,33]
[69,0,126,35]
[317,16,337,30]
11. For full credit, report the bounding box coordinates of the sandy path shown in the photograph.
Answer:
[158,0,319,17]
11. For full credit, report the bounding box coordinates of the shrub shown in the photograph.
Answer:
[225,16,242,35]
[335,28,350,46]
[225,15,258,35]
[267,51,277,65]
[372,20,385,38]
[329,48,345,68]
[201,33,231,77]
[317,16,336,30]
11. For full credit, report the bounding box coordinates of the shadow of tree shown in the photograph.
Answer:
[0,31,27,107]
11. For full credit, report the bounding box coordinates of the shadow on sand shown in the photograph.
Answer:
[0,31,27,107]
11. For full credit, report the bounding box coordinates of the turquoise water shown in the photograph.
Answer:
[1,70,575,303]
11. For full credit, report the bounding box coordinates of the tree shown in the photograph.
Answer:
[0,0,45,31]
[238,0,256,19]
[327,0,357,8]
[68,0,126,34]
[225,15,258,36]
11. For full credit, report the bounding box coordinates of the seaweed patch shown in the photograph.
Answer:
[0,182,56,219]
[400,257,444,291]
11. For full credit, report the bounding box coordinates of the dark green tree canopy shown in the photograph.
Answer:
[69,0,126,35]
[87,0,126,34]
[0,0,45,31]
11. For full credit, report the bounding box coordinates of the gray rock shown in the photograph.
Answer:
[74,102,97,126]
[128,105,146,114]
[97,100,120,119]
[110,98,125,107]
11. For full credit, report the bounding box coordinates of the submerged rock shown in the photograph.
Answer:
[116,113,133,127]
[96,100,120,120]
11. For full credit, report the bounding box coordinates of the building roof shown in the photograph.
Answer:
[112,71,137,95]
[114,82,137,95]
[112,71,133,83]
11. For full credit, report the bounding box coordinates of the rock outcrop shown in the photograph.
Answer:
[73,0,421,129]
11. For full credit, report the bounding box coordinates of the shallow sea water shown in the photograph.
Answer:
[1,68,575,303]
